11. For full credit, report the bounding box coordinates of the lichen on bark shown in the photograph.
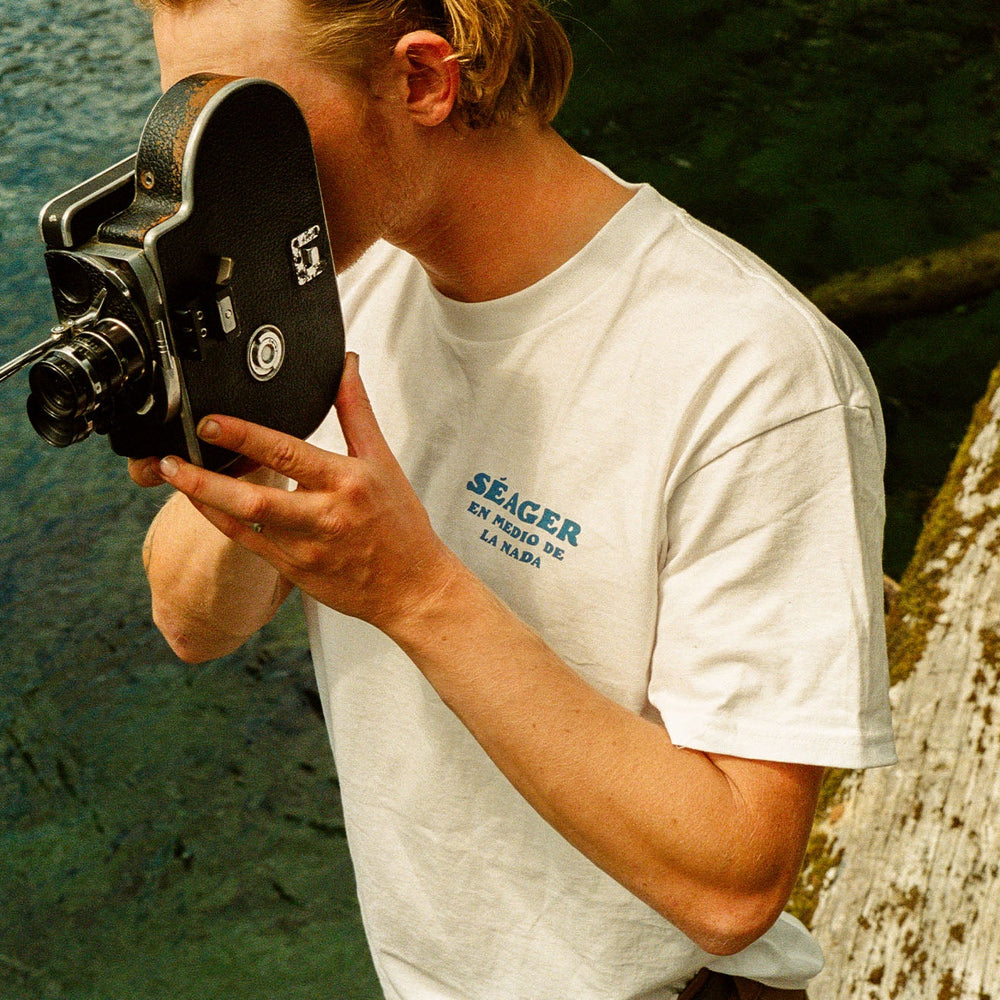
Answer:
[887,361,1000,687]
[793,360,1000,938]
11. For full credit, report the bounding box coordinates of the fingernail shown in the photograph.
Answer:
[198,418,221,441]
[159,456,179,478]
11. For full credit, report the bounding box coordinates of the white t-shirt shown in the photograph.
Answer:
[303,178,896,1000]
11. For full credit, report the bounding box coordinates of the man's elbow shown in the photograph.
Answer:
[694,896,785,956]
[152,604,244,664]
[650,882,791,957]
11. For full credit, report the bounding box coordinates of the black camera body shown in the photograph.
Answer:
[1,74,344,471]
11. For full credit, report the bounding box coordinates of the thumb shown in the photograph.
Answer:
[335,352,386,459]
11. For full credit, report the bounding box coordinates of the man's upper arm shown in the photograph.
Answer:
[652,405,895,770]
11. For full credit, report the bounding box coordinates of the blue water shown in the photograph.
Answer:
[0,4,161,671]
[0,5,177,781]
[1,6,376,997]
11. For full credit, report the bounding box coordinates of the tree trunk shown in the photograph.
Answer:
[791,363,1000,998]
[808,230,1000,331]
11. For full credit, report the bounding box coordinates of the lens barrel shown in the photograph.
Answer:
[26,319,147,447]
[25,396,95,448]
[29,352,94,419]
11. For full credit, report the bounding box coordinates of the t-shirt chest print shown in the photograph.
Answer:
[464,471,582,570]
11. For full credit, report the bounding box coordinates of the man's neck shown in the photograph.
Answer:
[392,124,635,303]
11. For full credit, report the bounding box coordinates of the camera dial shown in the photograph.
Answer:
[246,325,286,382]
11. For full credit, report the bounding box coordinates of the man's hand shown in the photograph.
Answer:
[151,353,459,633]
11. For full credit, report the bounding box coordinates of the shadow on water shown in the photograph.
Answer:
[0,5,378,998]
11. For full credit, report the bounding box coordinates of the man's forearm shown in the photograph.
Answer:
[144,475,293,662]
[384,556,825,956]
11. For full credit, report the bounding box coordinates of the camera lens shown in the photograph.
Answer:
[26,395,94,448]
[29,354,93,419]
[26,318,147,447]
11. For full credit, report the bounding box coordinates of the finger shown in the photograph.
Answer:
[157,454,306,531]
[226,455,263,480]
[129,456,166,488]
[335,352,389,461]
[196,415,341,490]
[187,498,298,577]
[189,497,274,553]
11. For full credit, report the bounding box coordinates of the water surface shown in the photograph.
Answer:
[0,6,375,997]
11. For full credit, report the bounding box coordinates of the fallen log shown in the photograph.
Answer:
[791,362,1000,998]
[808,230,1000,331]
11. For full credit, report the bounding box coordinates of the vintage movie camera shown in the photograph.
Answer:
[0,74,344,471]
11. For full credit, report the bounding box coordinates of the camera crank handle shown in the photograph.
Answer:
[0,325,74,384]
[0,289,108,384]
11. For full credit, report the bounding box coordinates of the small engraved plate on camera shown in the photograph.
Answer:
[290,225,324,286]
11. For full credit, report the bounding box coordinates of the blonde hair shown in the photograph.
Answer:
[140,0,573,128]
[296,0,573,128]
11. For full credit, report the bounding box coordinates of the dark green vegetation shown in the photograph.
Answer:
[556,0,1000,575]
[2,621,375,999]
[1,2,999,998]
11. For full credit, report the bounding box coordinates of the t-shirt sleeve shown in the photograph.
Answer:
[649,403,897,769]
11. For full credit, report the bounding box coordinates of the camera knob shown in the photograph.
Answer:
[246,325,285,382]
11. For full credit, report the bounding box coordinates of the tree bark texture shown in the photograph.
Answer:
[793,363,1000,998]
[808,230,1000,331]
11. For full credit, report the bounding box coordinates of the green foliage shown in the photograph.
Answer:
[556,0,1000,576]
[559,0,1000,280]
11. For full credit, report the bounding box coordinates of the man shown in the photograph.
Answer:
[131,1,897,997]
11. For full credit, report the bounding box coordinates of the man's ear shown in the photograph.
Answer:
[389,30,460,127]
